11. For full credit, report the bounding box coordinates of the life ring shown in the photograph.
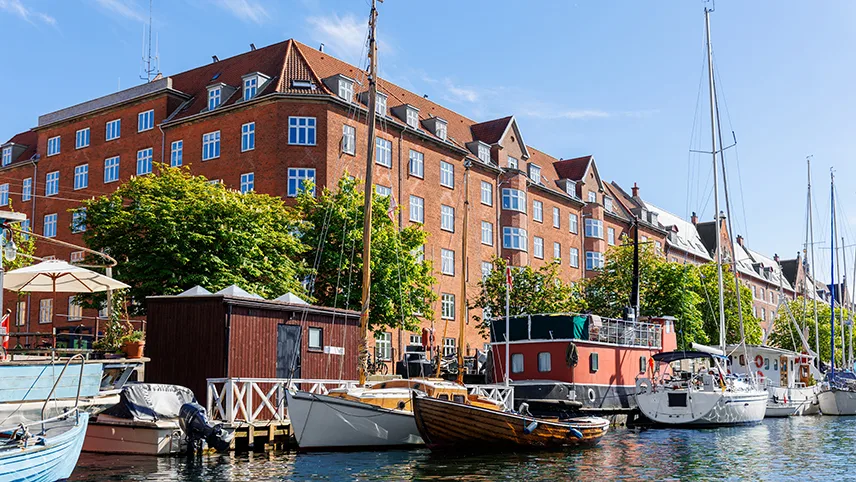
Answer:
[587,388,596,403]
[754,355,764,368]
[636,378,653,395]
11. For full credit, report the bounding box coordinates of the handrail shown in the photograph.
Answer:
[40,353,86,434]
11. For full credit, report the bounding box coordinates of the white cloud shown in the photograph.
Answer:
[520,108,657,120]
[215,0,269,24]
[421,75,480,104]
[0,0,56,25]
[93,0,147,22]
[306,13,368,65]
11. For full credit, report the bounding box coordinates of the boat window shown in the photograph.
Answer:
[590,353,599,373]
[512,353,524,373]
[728,355,733,367]
[538,352,551,372]
[764,358,770,370]
[790,360,794,371]
[453,395,465,404]
[774,359,779,371]
[639,356,646,373]
[439,394,449,401]
[739,354,745,366]
[668,393,688,407]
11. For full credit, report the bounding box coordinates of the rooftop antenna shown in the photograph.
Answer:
[140,0,160,82]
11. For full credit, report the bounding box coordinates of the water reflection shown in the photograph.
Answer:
[71,417,856,481]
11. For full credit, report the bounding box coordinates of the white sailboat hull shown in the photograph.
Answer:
[636,388,767,426]
[765,385,819,417]
[818,388,856,415]
[286,390,423,449]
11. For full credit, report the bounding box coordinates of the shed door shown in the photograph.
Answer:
[276,324,302,379]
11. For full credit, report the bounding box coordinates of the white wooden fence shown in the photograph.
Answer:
[206,378,516,425]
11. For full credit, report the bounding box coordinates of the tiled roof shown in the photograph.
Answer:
[640,200,711,261]
[471,116,512,144]
[1,130,37,166]
[552,156,591,181]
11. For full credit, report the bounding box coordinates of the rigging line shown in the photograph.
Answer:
[687,31,709,220]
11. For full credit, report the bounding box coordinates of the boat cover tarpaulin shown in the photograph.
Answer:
[652,351,715,363]
[491,314,586,342]
[103,383,196,422]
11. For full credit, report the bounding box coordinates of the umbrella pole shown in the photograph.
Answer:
[52,277,56,353]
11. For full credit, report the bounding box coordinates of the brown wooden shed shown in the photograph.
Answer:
[145,292,360,399]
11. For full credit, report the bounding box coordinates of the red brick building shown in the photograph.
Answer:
[0,39,667,362]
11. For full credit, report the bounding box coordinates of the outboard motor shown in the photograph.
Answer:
[178,402,232,453]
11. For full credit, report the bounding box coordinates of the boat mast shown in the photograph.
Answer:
[808,157,820,367]
[456,161,471,385]
[705,6,726,353]
[358,0,380,386]
[851,246,855,367]
[841,237,847,368]
[830,170,836,377]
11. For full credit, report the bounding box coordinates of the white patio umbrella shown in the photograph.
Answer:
[3,260,129,293]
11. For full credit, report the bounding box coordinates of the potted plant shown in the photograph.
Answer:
[120,329,145,359]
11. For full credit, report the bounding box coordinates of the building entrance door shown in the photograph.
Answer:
[276,324,302,379]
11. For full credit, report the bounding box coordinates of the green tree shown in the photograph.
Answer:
[4,204,36,272]
[694,262,763,346]
[293,175,436,333]
[471,257,586,336]
[768,297,850,365]
[81,167,307,315]
[583,240,706,348]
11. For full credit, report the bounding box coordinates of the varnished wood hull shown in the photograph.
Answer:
[412,395,609,451]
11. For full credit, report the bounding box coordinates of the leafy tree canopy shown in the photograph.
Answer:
[768,297,851,365]
[81,167,308,315]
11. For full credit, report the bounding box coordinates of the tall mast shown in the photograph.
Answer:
[830,170,836,377]
[705,6,726,352]
[851,246,855,367]
[358,0,380,386]
[808,157,820,367]
[841,237,847,367]
[456,161,471,384]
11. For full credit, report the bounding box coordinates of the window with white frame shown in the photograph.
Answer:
[481,221,493,246]
[288,117,316,145]
[553,242,561,261]
[604,196,614,212]
[608,227,616,245]
[529,164,541,183]
[409,334,422,347]
[47,136,60,156]
[105,119,121,141]
[586,251,604,271]
[308,327,323,350]
[136,148,153,175]
[533,200,543,222]
[441,293,455,320]
[241,122,255,151]
[20,219,30,240]
[502,188,526,212]
[202,131,220,161]
[208,87,221,110]
[408,150,424,178]
[171,140,183,167]
[507,156,518,169]
[240,172,254,193]
[342,124,356,155]
[538,352,552,372]
[287,168,316,197]
[104,156,120,183]
[409,195,424,223]
[440,161,454,188]
[75,128,90,149]
[481,181,493,206]
[761,308,766,321]
[406,107,419,128]
[570,213,579,234]
[44,213,57,238]
[70,251,84,263]
[441,248,455,275]
[45,171,59,196]
[39,298,53,324]
[338,79,354,102]
[71,208,86,233]
[138,109,154,132]
[375,93,387,116]
[0,184,7,206]
[444,337,456,357]
[15,300,25,326]
[481,261,492,279]
[375,332,392,360]
[511,353,524,373]
[533,236,544,259]
[441,205,455,232]
[22,177,31,201]
[503,227,528,251]
[375,138,392,167]
[1,146,10,166]
[74,164,88,190]
[477,144,491,164]
[435,120,447,140]
[585,218,604,238]
[587,191,596,203]
[414,244,425,263]
[68,297,83,321]
[552,206,560,228]
[570,247,580,268]
[375,185,391,197]
[243,76,258,101]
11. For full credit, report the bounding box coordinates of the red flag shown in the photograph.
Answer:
[506,266,512,288]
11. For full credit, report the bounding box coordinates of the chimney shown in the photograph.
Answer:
[736,235,744,247]
[319,43,325,52]
[631,182,639,198]
[212,55,219,63]
[691,211,698,225]
[250,43,256,51]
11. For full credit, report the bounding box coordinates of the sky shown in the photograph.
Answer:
[2,0,856,280]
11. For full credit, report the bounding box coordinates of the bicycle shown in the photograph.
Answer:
[366,354,389,376]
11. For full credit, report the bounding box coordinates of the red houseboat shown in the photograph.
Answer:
[489,313,677,413]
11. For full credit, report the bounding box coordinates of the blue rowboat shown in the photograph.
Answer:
[0,411,90,482]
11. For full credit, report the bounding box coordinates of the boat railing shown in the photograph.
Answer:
[206,378,361,424]
[465,384,514,411]
[39,353,86,434]
[593,317,661,348]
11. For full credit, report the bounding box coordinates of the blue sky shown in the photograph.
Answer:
[2,0,855,279]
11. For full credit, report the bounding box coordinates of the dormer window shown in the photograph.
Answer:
[375,93,388,116]
[1,147,10,166]
[604,196,614,212]
[508,156,518,170]
[435,119,447,140]
[242,72,269,101]
[208,86,222,110]
[406,107,419,128]
[587,190,596,203]
[339,79,354,102]
[528,164,541,184]
[478,144,491,164]
[560,179,577,197]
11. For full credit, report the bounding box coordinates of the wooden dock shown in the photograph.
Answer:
[220,420,293,452]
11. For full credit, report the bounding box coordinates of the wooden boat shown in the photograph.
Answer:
[412,394,608,451]
[0,411,90,482]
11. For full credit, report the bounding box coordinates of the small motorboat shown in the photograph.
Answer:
[0,410,90,482]
[412,394,609,451]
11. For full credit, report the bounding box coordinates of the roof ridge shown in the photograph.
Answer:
[275,39,294,92]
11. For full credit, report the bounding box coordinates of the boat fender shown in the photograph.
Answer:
[755,355,764,368]
[636,378,653,395]
[566,342,579,368]
[569,428,583,440]
[523,421,539,434]
[397,400,407,410]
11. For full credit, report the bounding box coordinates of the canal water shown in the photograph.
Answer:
[70,415,855,481]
